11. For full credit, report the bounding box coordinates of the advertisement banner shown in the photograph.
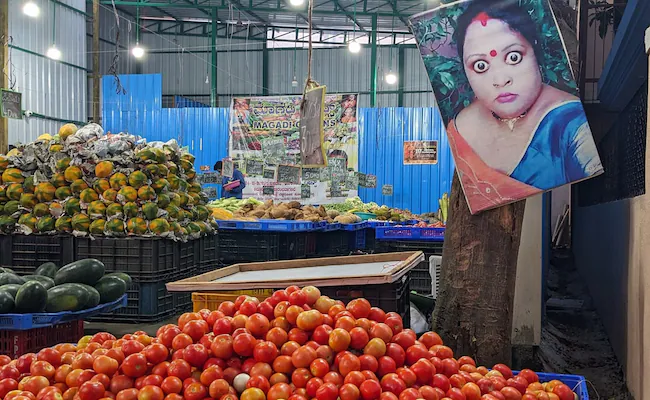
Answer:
[410,0,603,214]
[404,140,438,165]
[229,94,359,203]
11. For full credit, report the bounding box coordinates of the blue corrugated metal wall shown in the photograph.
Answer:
[358,108,453,214]
[102,75,452,213]
[174,96,209,108]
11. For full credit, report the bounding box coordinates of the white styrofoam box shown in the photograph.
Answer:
[429,255,442,299]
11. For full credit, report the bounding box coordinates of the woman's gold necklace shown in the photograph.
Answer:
[492,111,528,131]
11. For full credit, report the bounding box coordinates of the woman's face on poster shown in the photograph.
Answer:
[462,18,542,119]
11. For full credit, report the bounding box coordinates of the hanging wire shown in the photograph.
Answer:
[51,1,56,44]
[107,0,125,94]
[302,0,318,96]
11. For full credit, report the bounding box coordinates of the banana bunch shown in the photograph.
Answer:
[438,192,449,224]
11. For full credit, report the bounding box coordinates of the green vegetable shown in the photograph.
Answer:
[0,291,14,313]
[0,284,21,299]
[104,272,132,287]
[0,273,25,286]
[15,281,48,313]
[79,284,101,308]
[54,259,105,286]
[46,283,91,312]
[23,275,55,289]
[35,262,59,279]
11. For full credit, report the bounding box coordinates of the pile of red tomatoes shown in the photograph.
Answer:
[0,285,578,400]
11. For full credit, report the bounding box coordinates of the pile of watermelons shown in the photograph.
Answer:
[0,258,130,314]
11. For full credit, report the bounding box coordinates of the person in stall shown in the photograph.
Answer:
[214,161,246,199]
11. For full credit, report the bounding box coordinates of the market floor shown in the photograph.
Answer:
[539,249,632,399]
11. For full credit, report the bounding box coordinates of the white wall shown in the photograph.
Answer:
[8,0,87,144]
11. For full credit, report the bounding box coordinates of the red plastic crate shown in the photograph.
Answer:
[0,320,84,358]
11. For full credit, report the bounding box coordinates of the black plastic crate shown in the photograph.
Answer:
[199,234,220,273]
[219,231,280,263]
[75,237,177,282]
[314,231,350,257]
[87,278,175,323]
[0,235,75,274]
[348,230,367,251]
[319,275,411,328]
[409,260,433,295]
[172,268,195,313]
[365,229,377,252]
[375,240,444,255]
[279,233,308,260]
[305,233,317,256]
[179,238,200,272]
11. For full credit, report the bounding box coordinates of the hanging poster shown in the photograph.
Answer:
[222,159,234,179]
[404,141,438,165]
[229,94,359,203]
[409,0,603,214]
[300,85,327,167]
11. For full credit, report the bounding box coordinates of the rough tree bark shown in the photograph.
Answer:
[432,173,526,366]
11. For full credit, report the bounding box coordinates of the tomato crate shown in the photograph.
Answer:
[0,320,84,358]
[532,373,589,400]
[87,279,175,323]
[192,290,273,312]
[319,274,411,328]
[0,234,75,274]
[75,237,177,282]
[219,231,280,263]
[279,233,308,260]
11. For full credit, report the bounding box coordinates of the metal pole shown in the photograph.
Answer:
[577,0,588,99]
[211,7,217,107]
[397,46,405,107]
[92,0,100,123]
[0,0,7,153]
[262,40,269,96]
[370,13,377,107]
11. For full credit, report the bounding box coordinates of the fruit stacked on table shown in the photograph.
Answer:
[0,123,215,239]
[0,285,579,400]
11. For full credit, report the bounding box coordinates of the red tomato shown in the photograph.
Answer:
[346,299,371,319]
[121,341,145,357]
[137,385,164,400]
[253,341,278,364]
[93,356,118,376]
[230,333,254,357]
[323,371,343,387]
[271,355,293,374]
[462,383,482,400]
[349,327,370,350]
[15,354,37,374]
[517,370,538,384]
[419,332,443,348]
[288,290,307,306]
[506,377,528,395]
[359,354,378,372]
[140,375,163,388]
[384,344,405,368]
[418,385,439,400]
[290,368,311,389]
[212,318,233,336]
[307,358,328,378]
[207,379,230,399]
[142,344,168,365]
[380,373,406,395]
[335,316,357,332]
[157,326,181,349]
[329,328,351,352]
[198,366,223,387]
[30,361,55,380]
[377,356,397,377]
[368,307,386,322]
[551,384,575,400]
[316,382,339,400]
[0,378,19,398]
[360,379,382,400]
[160,376,182,395]
[396,367,416,387]
[171,334,193,351]
[364,338,387,358]
[499,387,522,400]
[431,345,454,360]
[446,387,467,400]
[338,353,361,377]
[305,378,324,398]
[288,328,309,345]
[246,314,271,338]
[167,360,191,381]
[78,381,105,400]
[0,355,10,366]
[433,374,451,392]
[0,365,20,380]
[405,343,430,365]
[339,383,360,400]
[297,310,324,331]
[384,313,403,334]
[411,359,435,385]
[291,346,317,369]
[441,358,460,377]
[178,313,202,330]
[369,324,393,343]
[265,328,288,349]
[398,388,420,400]
[183,344,208,368]
[239,300,259,317]
[183,320,209,342]
[72,353,94,370]
[37,348,62,367]
[121,354,147,378]
[267,382,292,400]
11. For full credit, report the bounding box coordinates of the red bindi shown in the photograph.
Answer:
[490,50,497,57]
[472,12,490,27]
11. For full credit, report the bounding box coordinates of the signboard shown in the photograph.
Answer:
[228,94,359,204]
[222,159,234,178]
[409,0,603,213]
[366,175,377,189]
[328,157,347,187]
[301,184,311,199]
[382,184,393,196]
[245,159,264,176]
[202,186,218,198]
[356,172,367,188]
[299,86,327,167]
[277,165,301,184]
[262,186,275,195]
[346,172,359,190]
[198,172,220,184]
[1,89,21,119]
[404,140,438,165]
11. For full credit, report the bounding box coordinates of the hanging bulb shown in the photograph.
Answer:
[348,41,361,54]
[132,42,145,59]
[289,0,304,5]
[23,1,39,17]
[291,76,298,87]
[205,75,209,84]
[46,45,61,60]
[385,70,398,85]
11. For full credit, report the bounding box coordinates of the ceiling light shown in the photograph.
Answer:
[132,43,145,59]
[348,41,361,53]
[289,0,304,6]
[291,76,298,87]
[46,45,61,60]
[23,1,39,17]
[385,71,398,85]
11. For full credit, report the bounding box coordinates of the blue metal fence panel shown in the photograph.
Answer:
[358,107,454,214]
[174,96,209,108]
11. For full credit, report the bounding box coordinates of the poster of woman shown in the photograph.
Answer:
[409,0,603,214]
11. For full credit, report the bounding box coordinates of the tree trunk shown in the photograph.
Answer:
[432,173,526,367]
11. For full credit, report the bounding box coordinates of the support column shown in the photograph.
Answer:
[370,14,377,107]
[210,8,217,107]
[397,46,405,107]
[0,0,7,153]
[92,0,100,123]
[262,40,269,96]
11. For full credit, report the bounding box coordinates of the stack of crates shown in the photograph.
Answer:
[0,235,75,274]
[0,320,84,358]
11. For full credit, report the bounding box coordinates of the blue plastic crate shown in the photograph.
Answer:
[367,221,390,228]
[376,226,445,241]
[216,220,315,232]
[528,372,589,400]
[348,229,367,250]
[0,295,127,330]
[341,222,369,231]
[321,223,341,232]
